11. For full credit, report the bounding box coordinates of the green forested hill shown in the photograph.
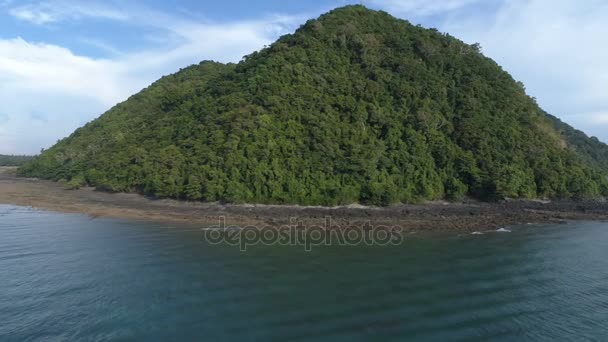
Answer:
[0,155,33,167]
[19,5,608,205]
[545,113,608,170]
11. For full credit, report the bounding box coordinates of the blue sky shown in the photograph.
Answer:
[1,0,607,154]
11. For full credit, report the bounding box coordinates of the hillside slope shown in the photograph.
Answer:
[546,113,608,170]
[19,5,608,205]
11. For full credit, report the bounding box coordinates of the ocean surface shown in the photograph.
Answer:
[1,204,608,341]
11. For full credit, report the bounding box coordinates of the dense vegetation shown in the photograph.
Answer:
[0,155,33,167]
[19,5,608,205]
[546,113,608,170]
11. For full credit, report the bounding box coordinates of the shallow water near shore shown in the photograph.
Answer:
[1,204,608,341]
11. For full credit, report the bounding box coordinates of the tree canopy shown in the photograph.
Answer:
[19,5,608,205]
[0,155,33,167]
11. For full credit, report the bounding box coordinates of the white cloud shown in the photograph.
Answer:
[0,6,300,154]
[585,112,608,124]
[9,1,129,25]
[368,0,485,16]
[0,38,127,154]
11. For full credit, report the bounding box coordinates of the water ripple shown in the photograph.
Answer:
[1,206,608,341]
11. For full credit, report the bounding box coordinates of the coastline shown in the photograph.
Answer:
[1,167,607,231]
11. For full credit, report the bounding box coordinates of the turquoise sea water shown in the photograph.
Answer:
[1,204,607,341]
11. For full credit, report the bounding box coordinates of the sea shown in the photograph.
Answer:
[1,204,607,341]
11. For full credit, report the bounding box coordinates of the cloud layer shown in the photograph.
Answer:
[9,1,128,25]
[368,0,486,16]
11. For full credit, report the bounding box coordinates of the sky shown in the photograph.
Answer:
[1,0,607,155]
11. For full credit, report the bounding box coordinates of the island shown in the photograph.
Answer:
[6,5,608,229]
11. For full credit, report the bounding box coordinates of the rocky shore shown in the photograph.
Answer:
[1,167,607,231]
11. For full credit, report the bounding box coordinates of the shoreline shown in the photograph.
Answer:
[1,167,608,231]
